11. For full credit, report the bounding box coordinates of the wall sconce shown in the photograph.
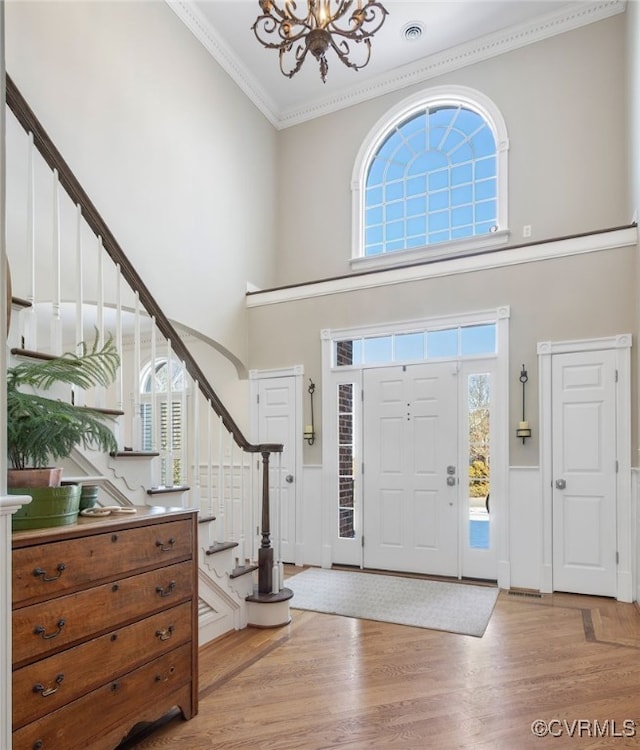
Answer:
[516,364,532,443]
[304,379,316,445]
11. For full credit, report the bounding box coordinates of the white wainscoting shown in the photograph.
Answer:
[300,465,323,567]
[508,466,543,591]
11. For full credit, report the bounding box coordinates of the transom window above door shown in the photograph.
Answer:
[334,323,496,367]
[352,86,509,270]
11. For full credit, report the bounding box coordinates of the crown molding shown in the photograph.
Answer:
[168,0,625,129]
[165,0,280,127]
[278,0,626,128]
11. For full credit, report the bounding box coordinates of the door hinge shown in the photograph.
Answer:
[361,389,364,402]
[616,460,619,473]
[256,393,260,404]
[615,369,619,383]
[362,462,365,475]
[361,535,365,548]
[616,551,619,565]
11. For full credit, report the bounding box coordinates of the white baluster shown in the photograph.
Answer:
[94,236,105,408]
[165,339,172,487]
[23,131,37,350]
[218,415,225,542]
[50,169,62,355]
[73,204,84,406]
[273,452,283,593]
[192,379,201,512]
[112,263,123,450]
[115,264,123,416]
[150,320,157,456]
[229,438,236,556]
[207,401,213,547]
[239,450,246,564]
[250,455,257,563]
[132,291,141,451]
[180,360,187,486]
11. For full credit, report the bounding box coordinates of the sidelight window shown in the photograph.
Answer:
[468,373,491,549]
[338,383,356,539]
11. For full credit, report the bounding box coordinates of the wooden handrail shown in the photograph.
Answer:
[6,74,281,458]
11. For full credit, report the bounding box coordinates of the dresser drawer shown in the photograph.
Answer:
[13,601,192,729]
[13,560,193,666]
[12,643,193,750]
[13,518,193,606]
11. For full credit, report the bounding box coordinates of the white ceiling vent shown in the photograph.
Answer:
[402,22,424,42]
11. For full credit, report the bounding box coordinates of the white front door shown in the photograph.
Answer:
[363,362,459,576]
[256,376,298,564]
[552,349,617,596]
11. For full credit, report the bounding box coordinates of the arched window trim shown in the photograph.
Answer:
[351,85,510,270]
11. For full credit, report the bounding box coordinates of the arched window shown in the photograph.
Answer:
[352,86,509,268]
[140,358,187,487]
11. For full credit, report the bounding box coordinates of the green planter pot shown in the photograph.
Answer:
[9,484,81,530]
[79,484,99,511]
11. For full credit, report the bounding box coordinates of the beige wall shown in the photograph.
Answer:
[274,14,629,286]
[248,244,638,465]
[5,0,278,367]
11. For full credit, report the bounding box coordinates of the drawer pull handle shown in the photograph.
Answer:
[155,581,176,598]
[111,682,120,692]
[156,625,175,641]
[33,674,64,697]
[156,537,176,552]
[33,742,43,750]
[34,619,66,640]
[33,564,66,582]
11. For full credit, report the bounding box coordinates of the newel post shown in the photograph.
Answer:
[258,449,273,594]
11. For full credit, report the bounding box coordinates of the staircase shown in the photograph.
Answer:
[5,75,293,641]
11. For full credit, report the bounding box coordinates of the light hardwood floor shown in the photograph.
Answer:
[127,570,640,750]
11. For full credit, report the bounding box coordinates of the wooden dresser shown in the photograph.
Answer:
[11,506,198,750]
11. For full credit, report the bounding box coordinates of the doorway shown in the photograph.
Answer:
[539,335,632,601]
[250,367,303,565]
[361,360,498,580]
[322,308,509,583]
[362,362,459,576]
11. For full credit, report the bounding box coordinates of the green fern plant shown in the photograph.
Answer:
[7,334,120,471]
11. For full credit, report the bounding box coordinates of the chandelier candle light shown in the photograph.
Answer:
[252,0,389,83]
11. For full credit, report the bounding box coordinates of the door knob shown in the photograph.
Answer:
[285,474,294,484]
[555,478,566,490]
[446,476,456,486]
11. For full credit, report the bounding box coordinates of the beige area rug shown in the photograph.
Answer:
[287,567,499,637]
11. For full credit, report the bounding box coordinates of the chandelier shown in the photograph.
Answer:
[252,1,389,84]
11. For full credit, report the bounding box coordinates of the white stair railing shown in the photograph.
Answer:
[5,74,285,598]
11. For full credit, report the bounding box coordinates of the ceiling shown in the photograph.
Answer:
[167,0,623,127]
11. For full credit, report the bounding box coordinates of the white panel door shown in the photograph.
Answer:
[363,362,458,576]
[257,377,297,564]
[552,350,617,596]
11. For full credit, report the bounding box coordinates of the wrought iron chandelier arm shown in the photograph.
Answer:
[279,42,310,78]
[327,1,388,39]
[327,36,372,72]
[258,0,310,25]
[252,16,312,49]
